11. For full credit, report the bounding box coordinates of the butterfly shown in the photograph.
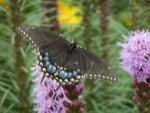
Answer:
[16,26,117,85]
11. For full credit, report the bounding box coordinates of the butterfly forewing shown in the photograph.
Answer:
[16,26,70,65]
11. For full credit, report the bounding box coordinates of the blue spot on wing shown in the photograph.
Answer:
[73,71,77,76]
[47,64,52,72]
[45,61,50,67]
[43,57,49,61]
[58,70,69,79]
[77,69,80,73]
[59,70,65,76]
[63,72,68,78]
[51,66,57,73]
[45,52,49,56]
[68,72,73,78]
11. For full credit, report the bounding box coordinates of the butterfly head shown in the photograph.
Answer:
[68,42,77,55]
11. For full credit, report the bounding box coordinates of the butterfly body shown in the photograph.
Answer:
[16,26,117,85]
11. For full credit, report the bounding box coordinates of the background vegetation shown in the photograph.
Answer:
[0,0,150,113]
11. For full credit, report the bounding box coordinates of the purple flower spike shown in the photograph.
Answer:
[75,83,84,95]
[118,30,150,83]
[63,82,85,113]
[32,61,70,113]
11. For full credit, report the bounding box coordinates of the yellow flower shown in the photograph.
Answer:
[57,0,82,25]
[0,0,9,11]
[0,0,4,3]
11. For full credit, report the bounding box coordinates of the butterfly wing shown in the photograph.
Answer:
[62,47,117,82]
[16,26,70,65]
[80,49,116,81]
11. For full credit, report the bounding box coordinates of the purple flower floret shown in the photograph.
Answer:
[118,30,150,83]
[32,61,70,113]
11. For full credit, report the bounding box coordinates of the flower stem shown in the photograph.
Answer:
[130,0,138,30]
[10,0,31,112]
[99,0,111,59]
[133,80,150,113]
[63,82,84,113]
[82,0,93,49]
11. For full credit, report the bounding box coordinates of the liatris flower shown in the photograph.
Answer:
[118,30,150,83]
[32,61,84,113]
[32,61,70,113]
[63,83,85,113]
[118,30,150,112]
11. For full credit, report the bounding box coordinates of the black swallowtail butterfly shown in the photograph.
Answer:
[16,26,117,85]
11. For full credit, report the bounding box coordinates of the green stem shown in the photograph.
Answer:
[82,0,93,49]
[82,0,99,112]
[10,0,31,113]
[99,0,111,60]
[130,0,138,30]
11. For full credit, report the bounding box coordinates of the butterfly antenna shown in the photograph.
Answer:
[40,74,45,83]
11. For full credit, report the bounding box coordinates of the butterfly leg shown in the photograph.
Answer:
[54,83,61,92]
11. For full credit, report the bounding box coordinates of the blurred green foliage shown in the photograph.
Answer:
[0,0,149,113]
